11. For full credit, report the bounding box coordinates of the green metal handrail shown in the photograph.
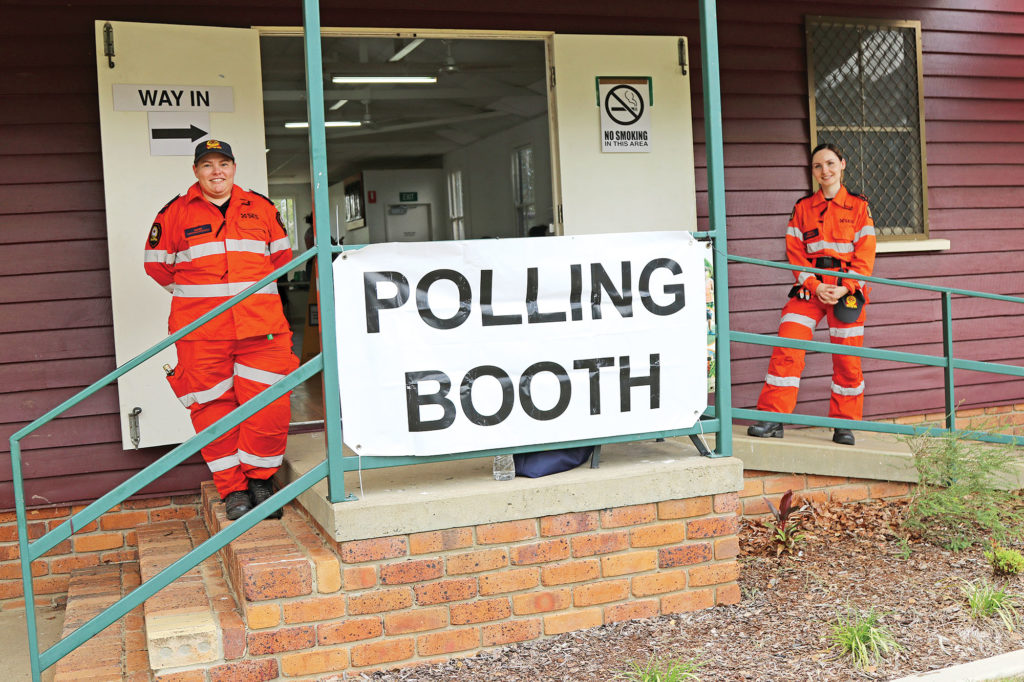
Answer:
[729,252,1024,446]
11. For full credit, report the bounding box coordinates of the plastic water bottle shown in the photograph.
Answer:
[492,454,515,481]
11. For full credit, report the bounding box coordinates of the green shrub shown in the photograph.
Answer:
[902,430,1024,551]
[985,544,1024,576]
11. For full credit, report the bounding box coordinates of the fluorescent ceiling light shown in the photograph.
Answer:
[332,75,437,84]
[329,98,349,111]
[388,38,424,63]
[284,121,362,128]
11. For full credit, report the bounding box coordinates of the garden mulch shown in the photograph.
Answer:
[364,498,1024,681]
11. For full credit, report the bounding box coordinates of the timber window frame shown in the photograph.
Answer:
[806,16,930,241]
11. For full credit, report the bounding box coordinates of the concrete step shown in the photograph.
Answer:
[135,519,244,672]
[53,563,147,681]
[199,481,341,616]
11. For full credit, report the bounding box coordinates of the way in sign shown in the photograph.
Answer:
[137,88,213,108]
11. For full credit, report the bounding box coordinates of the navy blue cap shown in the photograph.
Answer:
[194,139,234,164]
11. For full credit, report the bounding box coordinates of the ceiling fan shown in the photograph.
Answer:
[436,40,519,76]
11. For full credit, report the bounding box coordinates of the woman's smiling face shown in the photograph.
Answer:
[811,147,846,196]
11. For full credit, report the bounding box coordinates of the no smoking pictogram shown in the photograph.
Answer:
[604,85,644,126]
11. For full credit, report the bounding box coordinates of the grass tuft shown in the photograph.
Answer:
[828,606,902,669]
[962,580,1021,632]
[614,656,702,682]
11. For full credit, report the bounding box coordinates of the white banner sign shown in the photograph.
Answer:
[334,232,708,457]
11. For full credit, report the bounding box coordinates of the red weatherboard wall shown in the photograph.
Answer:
[2,0,1022,508]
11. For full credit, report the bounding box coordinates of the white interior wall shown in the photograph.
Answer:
[443,116,552,239]
[357,169,447,243]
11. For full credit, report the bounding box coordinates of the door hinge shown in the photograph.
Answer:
[103,21,115,69]
[557,204,563,224]
[678,38,688,76]
[128,406,142,448]
[549,65,556,89]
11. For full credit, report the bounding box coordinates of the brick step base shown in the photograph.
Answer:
[136,519,244,672]
[53,563,147,681]
[199,481,341,609]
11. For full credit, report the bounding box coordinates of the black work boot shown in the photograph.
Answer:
[833,429,855,446]
[248,478,283,520]
[747,421,784,438]
[223,490,252,521]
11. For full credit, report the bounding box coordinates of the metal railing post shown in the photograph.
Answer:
[942,291,956,431]
[12,440,42,682]
[699,0,733,457]
[302,0,349,502]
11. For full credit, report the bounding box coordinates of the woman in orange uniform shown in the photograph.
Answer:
[145,140,297,520]
[747,143,876,446]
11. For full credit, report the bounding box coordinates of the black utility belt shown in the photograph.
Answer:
[813,256,844,270]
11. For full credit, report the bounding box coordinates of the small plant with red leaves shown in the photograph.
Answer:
[764,489,809,556]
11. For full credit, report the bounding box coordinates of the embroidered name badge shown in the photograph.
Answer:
[803,229,820,240]
[184,224,213,238]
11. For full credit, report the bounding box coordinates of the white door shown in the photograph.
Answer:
[95,20,268,449]
[549,34,698,235]
[385,204,433,242]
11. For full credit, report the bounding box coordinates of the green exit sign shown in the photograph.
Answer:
[399,191,418,202]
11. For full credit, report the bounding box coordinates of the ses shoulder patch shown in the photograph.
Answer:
[148,223,162,247]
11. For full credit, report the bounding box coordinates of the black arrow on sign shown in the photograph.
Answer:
[151,124,208,142]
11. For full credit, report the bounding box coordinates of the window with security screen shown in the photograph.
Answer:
[806,17,929,239]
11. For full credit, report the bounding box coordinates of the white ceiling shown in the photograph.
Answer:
[260,36,549,184]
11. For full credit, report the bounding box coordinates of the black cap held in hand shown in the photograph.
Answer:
[833,289,865,323]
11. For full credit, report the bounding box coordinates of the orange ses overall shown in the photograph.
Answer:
[755,186,876,421]
[144,183,298,497]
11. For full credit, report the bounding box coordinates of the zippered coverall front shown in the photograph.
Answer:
[755,186,877,420]
[144,182,298,497]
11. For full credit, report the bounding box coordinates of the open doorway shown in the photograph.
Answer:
[259,34,553,424]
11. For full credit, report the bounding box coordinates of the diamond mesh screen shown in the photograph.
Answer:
[808,19,925,237]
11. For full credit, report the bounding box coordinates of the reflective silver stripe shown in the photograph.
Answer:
[781,313,816,330]
[173,281,278,298]
[163,284,175,293]
[829,326,864,338]
[235,362,286,386]
[144,250,170,263]
[225,238,268,255]
[238,450,284,468]
[766,374,800,388]
[854,225,876,241]
[786,226,803,240]
[207,453,241,473]
[175,241,227,264]
[797,272,813,285]
[831,381,865,396]
[805,241,854,254]
[269,237,291,254]
[179,376,234,407]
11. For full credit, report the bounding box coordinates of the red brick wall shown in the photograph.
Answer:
[229,495,741,677]
[0,494,199,610]
[877,403,1024,437]
[741,470,911,517]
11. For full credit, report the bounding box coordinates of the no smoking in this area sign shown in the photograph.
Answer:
[598,77,652,153]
